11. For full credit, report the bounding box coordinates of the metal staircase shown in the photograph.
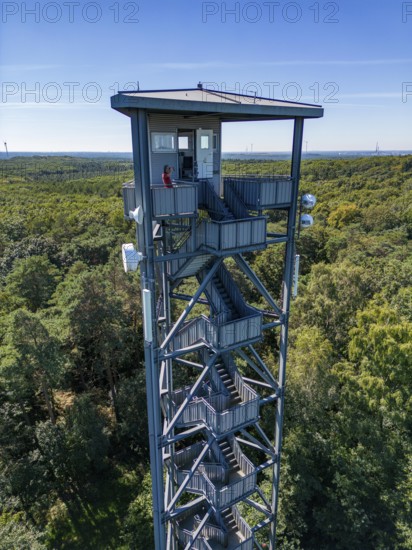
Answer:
[148,180,286,548]
[120,166,301,549]
[121,165,304,548]
[215,361,241,406]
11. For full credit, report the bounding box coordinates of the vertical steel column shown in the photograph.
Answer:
[163,235,177,550]
[270,117,304,550]
[131,110,166,550]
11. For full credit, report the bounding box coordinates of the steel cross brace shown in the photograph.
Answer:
[162,354,217,439]
[160,258,223,350]
[184,506,213,550]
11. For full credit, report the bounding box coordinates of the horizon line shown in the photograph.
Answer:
[1,149,412,154]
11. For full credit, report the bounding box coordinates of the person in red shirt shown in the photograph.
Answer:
[162,165,174,188]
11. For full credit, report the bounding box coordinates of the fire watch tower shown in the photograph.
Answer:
[112,87,323,550]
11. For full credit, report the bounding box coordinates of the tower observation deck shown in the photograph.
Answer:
[111,87,323,549]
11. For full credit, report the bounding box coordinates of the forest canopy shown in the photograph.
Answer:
[0,155,411,549]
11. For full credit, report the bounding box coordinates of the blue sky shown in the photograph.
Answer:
[1,0,411,151]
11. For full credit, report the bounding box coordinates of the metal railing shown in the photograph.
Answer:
[217,471,256,508]
[121,181,198,220]
[200,217,267,252]
[173,441,229,485]
[194,515,228,546]
[210,365,228,394]
[151,183,198,218]
[169,384,259,435]
[177,528,214,550]
[224,180,250,219]
[175,504,254,550]
[168,216,266,279]
[198,179,231,220]
[232,437,254,475]
[121,180,136,220]
[174,452,256,509]
[172,311,263,351]
[233,505,254,548]
[226,359,258,406]
[224,176,293,210]
[200,462,229,484]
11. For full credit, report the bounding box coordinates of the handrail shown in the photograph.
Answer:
[199,179,233,221]
[173,305,262,354]
[169,384,259,434]
[224,180,250,219]
[169,216,266,279]
[223,175,293,210]
[232,505,253,539]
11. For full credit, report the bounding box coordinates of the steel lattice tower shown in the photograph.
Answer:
[113,88,323,550]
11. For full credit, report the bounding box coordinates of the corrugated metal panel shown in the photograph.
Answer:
[152,184,198,218]
[260,181,275,206]
[122,181,135,218]
[224,177,293,209]
[276,178,293,203]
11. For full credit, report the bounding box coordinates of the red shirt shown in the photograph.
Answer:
[162,173,173,188]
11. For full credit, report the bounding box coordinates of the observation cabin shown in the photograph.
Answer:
[111,85,323,550]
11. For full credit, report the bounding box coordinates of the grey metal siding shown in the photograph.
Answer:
[148,113,221,191]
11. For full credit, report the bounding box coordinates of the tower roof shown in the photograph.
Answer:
[111,87,324,121]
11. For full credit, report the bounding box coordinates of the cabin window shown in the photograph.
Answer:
[151,132,176,152]
[178,136,189,150]
[213,133,218,151]
[200,135,210,149]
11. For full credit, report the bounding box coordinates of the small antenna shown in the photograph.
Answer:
[4,141,8,158]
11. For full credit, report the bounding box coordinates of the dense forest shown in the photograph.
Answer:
[0,155,411,549]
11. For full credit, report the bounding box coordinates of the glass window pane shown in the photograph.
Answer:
[151,133,176,152]
[178,136,189,150]
[201,135,209,149]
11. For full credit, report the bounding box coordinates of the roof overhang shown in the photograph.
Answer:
[111,88,324,122]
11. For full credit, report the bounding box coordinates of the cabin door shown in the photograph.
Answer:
[196,129,213,180]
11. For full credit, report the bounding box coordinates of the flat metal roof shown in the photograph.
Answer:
[111,87,324,121]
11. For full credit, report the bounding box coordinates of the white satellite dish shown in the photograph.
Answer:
[122,243,143,272]
[130,206,144,224]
